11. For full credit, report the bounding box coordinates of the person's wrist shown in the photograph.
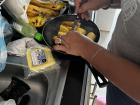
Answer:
[80,48,87,60]
[78,44,87,59]
[78,40,90,59]
[80,40,95,60]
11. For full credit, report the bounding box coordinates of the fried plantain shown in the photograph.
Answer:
[87,32,96,40]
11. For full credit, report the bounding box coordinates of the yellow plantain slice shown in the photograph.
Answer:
[59,25,71,33]
[58,31,66,36]
[28,15,47,27]
[76,27,86,35]
[87,32,96,41]
[27,4,59,17]
[30,0,65,11]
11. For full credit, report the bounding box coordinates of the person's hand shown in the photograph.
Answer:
[75,0,110,19]
[53,31,93,57]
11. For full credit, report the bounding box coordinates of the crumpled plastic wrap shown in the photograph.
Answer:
[7,37,42,57]
[24,47,61,78]
[7,37,61,79]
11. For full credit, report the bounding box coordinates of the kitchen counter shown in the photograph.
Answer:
[3,21,89,105]
[3,19,90,105]
[6,55,69,105]
[6,53,89,105]
[2,5,91,105]
[60,59,86,105]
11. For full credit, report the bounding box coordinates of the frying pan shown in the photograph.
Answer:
[42,15,108,87]
[42,14,100,47]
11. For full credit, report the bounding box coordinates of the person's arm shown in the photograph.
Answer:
[81,41,140,103]
[53,31,140,103]
[74,0,121,19]
[53,31,140,102]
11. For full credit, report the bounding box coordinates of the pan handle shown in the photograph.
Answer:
[87,63,108,88]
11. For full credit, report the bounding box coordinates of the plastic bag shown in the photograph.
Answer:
[0,12,8,72]
[7,37,42,56]
[24,47,60,78]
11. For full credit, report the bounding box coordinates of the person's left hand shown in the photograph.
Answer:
[53,31,92,57]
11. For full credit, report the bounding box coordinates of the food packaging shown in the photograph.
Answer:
[26,47,60,77]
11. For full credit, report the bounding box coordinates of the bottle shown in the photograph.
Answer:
[13,17,44,42]
[0,12,8,72]
[3,3,45,43]
[13,18,40,37]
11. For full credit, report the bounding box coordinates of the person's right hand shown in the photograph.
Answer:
[75,0,110,19]
[53,31,93,57]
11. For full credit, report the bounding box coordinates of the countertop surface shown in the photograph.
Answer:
[61,59,86,105]
[2,4,88,104]
[6,54,87,105]
[6,53,87,105]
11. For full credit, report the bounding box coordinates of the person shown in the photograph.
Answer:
[53,0,140,105]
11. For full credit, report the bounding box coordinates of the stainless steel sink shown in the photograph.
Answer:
[0,64,48,105]
[0,57,69,105]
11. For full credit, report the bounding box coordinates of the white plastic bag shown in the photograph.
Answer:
[7,37,42,56]
[0,12,8,72]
